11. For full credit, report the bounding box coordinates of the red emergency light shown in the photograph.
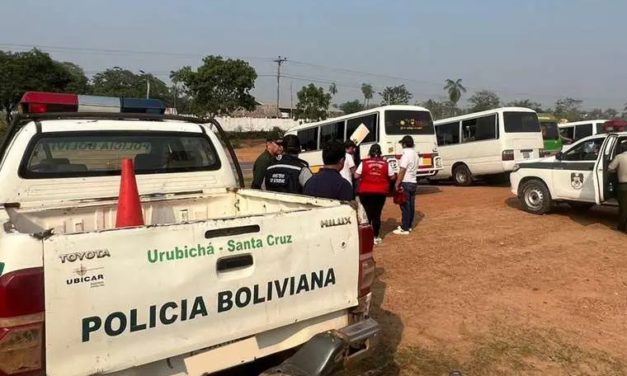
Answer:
[602,119,627,132]
[18,92,166,115]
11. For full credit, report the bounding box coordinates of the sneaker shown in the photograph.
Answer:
[392,228,410,235]
[396,225,413,232]
[374,237,382,245]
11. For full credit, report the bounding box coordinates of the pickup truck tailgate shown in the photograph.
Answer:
[43,204,359,376]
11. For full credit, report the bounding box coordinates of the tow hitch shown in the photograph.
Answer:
[260,318,379,376]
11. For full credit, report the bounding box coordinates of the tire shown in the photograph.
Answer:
[519,179,552,214]
[569,202,595,211]
[453,164,473,186]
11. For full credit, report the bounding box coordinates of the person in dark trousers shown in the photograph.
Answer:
[609,140,627,232]
[262,134,312,194]
[355,144,395,245]
[303,140,354,201]
[393,135,418,235]
[251,130,283,189]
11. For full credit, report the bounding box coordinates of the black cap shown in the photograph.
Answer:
[399,135,414,147]
[282,134,301,154]
[266,130,284,143]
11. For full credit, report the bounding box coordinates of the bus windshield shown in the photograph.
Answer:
[540,122,560,140]
[385,110,434,135]
[503,112,541,133]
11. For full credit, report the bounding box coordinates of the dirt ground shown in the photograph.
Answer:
[351,185,626,376]
[235,142,627,375]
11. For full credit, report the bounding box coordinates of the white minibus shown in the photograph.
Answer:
[558,119,608,145]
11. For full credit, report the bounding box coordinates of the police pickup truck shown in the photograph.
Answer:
[511,131,627,214]
[0,92,378,376]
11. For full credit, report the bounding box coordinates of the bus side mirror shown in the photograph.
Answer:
[555,151,563,161]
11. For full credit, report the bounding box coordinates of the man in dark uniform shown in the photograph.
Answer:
[303,140,354,201]
[609,140,627,232]
[262,134,312,194]
[251,130,283,189]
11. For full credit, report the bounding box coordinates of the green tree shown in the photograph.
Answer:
[420,98,458,120]
[468,90,500,112]
[554,97,583,121]
[91,67,169,102]
[506,99,543,112]
[294,84,331,121]
[361,83,374,106]
[171,55,257,117]
[443,78,466,107]
[0,49,76,122]
[379,84,412,105]
[60,62,90,94]
[328,82,338,96]
[339,100,364,115]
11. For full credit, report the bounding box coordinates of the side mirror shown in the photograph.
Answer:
[555,151,563,161]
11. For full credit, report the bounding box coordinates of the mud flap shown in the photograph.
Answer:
[260,318,379,376]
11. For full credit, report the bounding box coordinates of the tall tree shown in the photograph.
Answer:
[379,85,412,105]
[443,78,466,107]
[361,83,374,106]
[0,49,76,122]
[468,90,500,112]
[420,99,458,120]
[328,82,338,96]
[554,97,583,121]
[92,67,169,103]
[59,62,90,94]
[294,84,331,121]
[339,100,364,115]
[506,99,543,112]
[171,55,257,117]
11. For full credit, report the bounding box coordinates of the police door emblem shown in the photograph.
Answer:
[571,172,584,190]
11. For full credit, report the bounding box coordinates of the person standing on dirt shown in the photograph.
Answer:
[355,144,395,244]
[262,134,312,194]
[609,140,627,232]
[340,140,357,187]
[251,130,284,189]
[393,135,418,235]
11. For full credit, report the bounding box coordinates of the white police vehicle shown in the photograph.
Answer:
[511,131,627,214]
[0,92,378,376]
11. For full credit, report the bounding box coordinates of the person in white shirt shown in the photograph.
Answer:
[393,135,418,235]
[339,140,357,187]
[608,140,627,232]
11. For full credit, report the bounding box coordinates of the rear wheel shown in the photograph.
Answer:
[453,164,473,186]
[519,179,552,214]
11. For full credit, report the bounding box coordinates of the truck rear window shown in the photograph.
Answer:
[20,132,221,178]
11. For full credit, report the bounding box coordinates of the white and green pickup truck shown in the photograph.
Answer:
[0,92,379,376]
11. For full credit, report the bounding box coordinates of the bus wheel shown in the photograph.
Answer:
[520,179,552,214]
[453,165,473,186]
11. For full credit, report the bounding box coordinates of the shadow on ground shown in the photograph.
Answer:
[505,197,620,232]
[344,267,403,376]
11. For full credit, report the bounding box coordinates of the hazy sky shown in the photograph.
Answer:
[1,0,626,110]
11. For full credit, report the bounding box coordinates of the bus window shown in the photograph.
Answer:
[462,115,497,142]
[595,123,605,134]
[575,123,593,140]
[320,121,344,146]
[384,110,434,135]
[347,114,377,143]
[503,112,540,133]
[540,122,559,140]
[298,128,319,151]
[436,121,460,146]
[560,127,574,140]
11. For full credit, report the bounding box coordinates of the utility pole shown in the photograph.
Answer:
[139,70,151,99]
[273,56,287,118]
[290,81,293,118]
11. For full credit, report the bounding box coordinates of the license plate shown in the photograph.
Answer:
[422,157,432,166]
[523,152,530,159]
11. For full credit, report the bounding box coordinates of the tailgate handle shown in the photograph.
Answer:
[205,225,260,239]
[217,254,253,272]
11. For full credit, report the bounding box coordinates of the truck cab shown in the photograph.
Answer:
[510,131,627,214]
[0,92,379,376]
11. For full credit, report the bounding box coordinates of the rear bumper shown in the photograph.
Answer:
[260,318,380,376]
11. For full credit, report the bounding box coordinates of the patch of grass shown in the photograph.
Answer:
[347,324,626,376]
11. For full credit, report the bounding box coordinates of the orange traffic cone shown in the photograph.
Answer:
[115,159,144,228]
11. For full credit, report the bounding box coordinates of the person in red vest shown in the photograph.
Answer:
[355,144,396,245]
